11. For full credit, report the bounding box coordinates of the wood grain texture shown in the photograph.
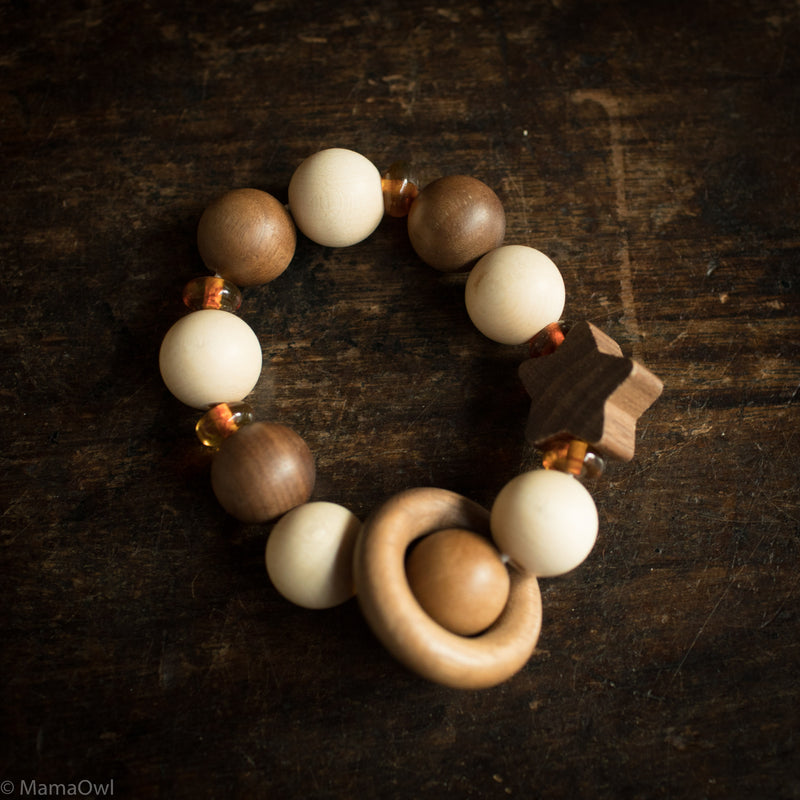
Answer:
[405,527,511,636]
[1,0,798,797]
[407,175,506,271]
[210,421,315,523]
[354,487,541,689]
[196,188,296,286]
[519,320,663,461]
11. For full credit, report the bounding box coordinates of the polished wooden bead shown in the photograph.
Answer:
[266,501,361,609]
[406,527,510,636]
[465,245,565,344]
[407,175,506,272]
[197,188,296,286]
[210,422,315,523]
[288,148,384,247]
[490,469,598,578]
[159,309,263,410]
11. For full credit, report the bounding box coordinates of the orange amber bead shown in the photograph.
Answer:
[182,276,242,313]
[195,402,255,448]
[528,321,567,358]
[542,438,606,478]
[381,161,420,217]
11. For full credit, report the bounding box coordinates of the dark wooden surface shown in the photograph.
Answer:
[2,1,799,797]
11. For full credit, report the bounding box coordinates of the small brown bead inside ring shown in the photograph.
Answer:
[406,527,510,636]
[354,487,541,689]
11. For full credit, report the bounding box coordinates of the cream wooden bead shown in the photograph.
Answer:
[490,469,598,577]
[465,245,565,345]
[265,501,361,609]
[288,148,384,247]
[159,309,263,409]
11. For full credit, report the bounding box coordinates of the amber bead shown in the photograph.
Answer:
[541,438,606,478]
[182,276,243,313]
[381,161,420,217]
[406,528,510,636]
[529,321,567,358]
[197,188,296,286]
[210,422,315,523]
[195,402,255,448]
[407,175,506,272]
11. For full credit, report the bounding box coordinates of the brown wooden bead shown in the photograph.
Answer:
[210,421,315,523]
[354,487,541,689]
[407,175,506,272]
[197,188,296,286]
[406,527,510,636]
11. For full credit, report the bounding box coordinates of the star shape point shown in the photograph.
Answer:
[518,321,663,462]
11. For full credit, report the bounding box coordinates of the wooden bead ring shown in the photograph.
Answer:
[353,487,542,690]
[160,151,663,688]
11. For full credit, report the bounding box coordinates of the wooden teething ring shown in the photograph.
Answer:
[353,487,542,689]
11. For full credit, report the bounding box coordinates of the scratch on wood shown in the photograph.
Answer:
[669,577,733,684]
[571,90,642,360]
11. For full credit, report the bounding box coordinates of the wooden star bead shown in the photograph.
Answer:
[518,321,663,462]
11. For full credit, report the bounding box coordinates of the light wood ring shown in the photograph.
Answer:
[354,487,542,689]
